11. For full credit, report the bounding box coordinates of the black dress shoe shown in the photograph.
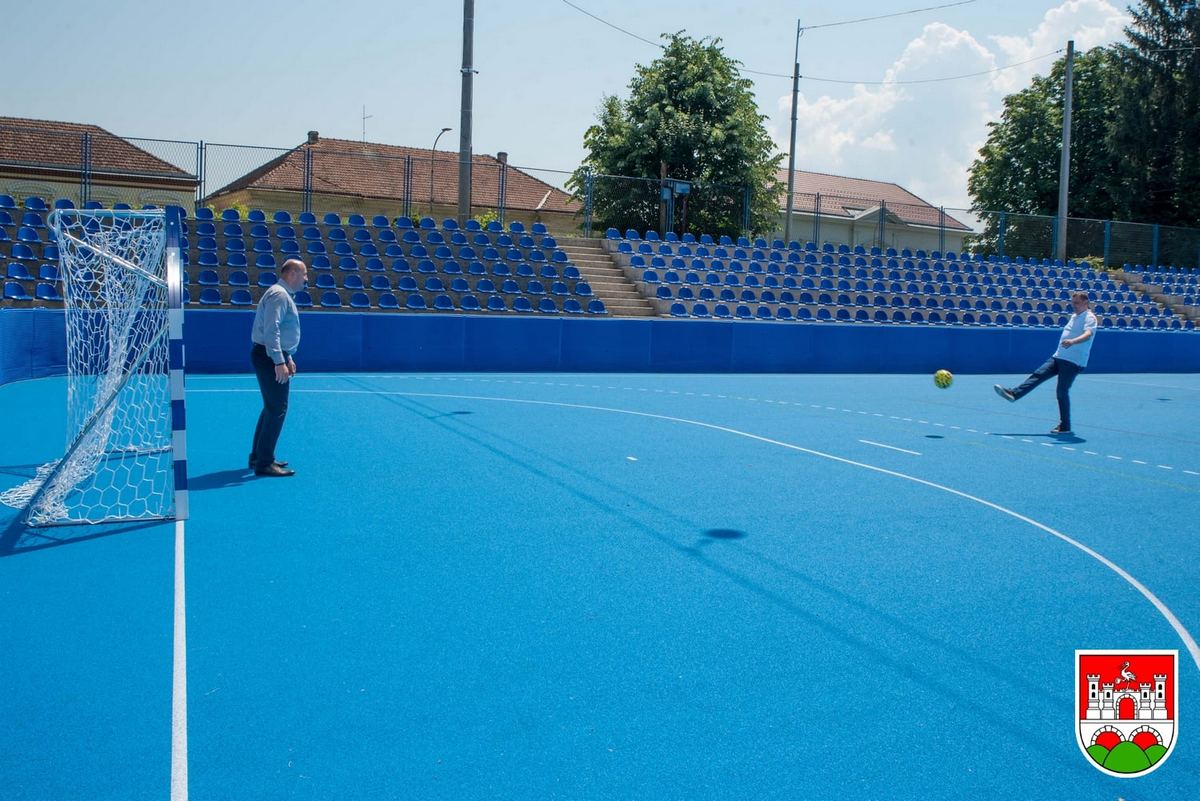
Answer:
[249,457,289,469]
[254,463,296,477]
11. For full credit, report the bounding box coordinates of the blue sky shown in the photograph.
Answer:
[4,0,1131,208]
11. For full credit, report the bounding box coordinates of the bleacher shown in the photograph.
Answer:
[1135,264,1200,320]
[0,195,608,315]
[605,228,1195,330]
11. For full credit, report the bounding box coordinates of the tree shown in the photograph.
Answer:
[569,33,782,237]
[968,48,1121,221]
[1109,0,1200,227]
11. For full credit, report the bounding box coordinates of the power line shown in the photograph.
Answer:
[800,0,978,32]
[560,0,1052,87]
[559,0,661,48]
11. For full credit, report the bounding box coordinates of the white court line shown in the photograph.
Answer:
[859,439,922,456]
[194,385,1200,670]
[171,519,188,801]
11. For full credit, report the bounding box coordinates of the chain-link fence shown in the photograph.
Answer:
[4,121,1200,268]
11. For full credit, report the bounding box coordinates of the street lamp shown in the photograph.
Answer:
[430,127,452,218]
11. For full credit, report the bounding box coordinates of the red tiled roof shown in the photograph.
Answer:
[0,116,196,184]
[211,136,576,213]
[777,168,968,231]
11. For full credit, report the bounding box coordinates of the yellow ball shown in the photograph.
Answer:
[934,369,954,389]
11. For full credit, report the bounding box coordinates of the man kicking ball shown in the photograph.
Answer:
[994,291,1097,435]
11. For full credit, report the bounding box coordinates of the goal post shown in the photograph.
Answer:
[0,206,190,526]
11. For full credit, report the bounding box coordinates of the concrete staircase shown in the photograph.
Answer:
[1110,268,1199,325]
[558,237,658,318]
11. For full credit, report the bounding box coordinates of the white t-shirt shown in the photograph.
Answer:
[1052,309,1098,367]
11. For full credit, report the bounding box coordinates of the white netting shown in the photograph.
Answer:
[0,210,176,525]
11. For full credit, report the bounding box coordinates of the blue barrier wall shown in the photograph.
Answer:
[2,308,1197,388]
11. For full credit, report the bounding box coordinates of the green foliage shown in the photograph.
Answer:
[968,48,1121,223]
[473,209,499,228]
[1108,0,1200,226]
[969,1,1200,233]
[568,33,782,238]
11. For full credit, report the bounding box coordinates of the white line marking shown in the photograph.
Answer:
[1084,451,1099,455]
[194,383,1200,669]
[1061,447,1075,451]
[1158,465,1174,471]
[1185,470,1200,476]
[1133,460,1148,465]
[859,439,922,456]
[1040,443,1055,448]
[1108,455,1123,461]
[171,519,188,801]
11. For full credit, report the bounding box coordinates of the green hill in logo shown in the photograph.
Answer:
[1102,741,1152,773]
[1144,744,1167,766]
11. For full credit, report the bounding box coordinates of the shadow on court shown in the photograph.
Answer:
[189,468,257,492]
[0,511,161,558]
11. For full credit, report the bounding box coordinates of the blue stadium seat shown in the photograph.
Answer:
[378,292,400,310]
[315,274,336,289]
[486,295,507,312]
[272,211,292,224]
[320,291,342,308]
[226,253,248,269]
[230,289,253,306]
[460,294,482,311]
[35,282,63,302]
[219,208,240,221]
[198,287,221,305]
[538,297,559,314]
[2,282,31,302]
[394,216,414,229]
[257,272,277,287]
[349,291,371,309]
[228,270,250,287]
[512,296,534,313]
[293,290,313,308]
[371,275,393,291]
[344,274,365,291]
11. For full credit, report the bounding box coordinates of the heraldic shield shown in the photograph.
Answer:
[1076,650,1178,777]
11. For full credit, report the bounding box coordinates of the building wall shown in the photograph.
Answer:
[776,213,968,254]
[0,172,194,209]
[210,188,583,236]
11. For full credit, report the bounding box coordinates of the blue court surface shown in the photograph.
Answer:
[1,370,1198,800]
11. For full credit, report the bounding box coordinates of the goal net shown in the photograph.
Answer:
[0,208,189,526]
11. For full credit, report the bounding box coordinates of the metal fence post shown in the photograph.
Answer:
[1152,223,1160,267]
[939,207,946,253]
[196,140,206,211]
[1102,219,1111,268]
[742,185,751,237]
[583,168,595,238]
[814,193,821,246]
[497,157,508,226]
[998,212,1007,258]
[878,200,887,250]
[80,132,91,206]
[1050,216,1058,261]
[403,155,413,219]
[302,147,313,214]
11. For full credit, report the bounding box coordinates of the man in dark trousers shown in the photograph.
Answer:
[994,291,1098,435]
[249,258,307,476]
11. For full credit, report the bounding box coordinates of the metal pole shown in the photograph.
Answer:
[784,20,801,245]
[659,161,668,235]
[457,0,476,225]
[1055,39,1074,263]
[430,127,451,218]
[1103,219,1111,268]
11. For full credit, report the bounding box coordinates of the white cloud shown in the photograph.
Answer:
[774,0,1132,210]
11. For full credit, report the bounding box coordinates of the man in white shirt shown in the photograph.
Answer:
[994,291,1098,435]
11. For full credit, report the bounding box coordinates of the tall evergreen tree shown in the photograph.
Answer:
[1109,0,1200,226]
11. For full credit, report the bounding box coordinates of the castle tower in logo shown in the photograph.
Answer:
[1076,650,1178,777]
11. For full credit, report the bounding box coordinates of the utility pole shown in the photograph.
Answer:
[784,19,801,244]
[1056,39,1075,263]
[457,0,476,225]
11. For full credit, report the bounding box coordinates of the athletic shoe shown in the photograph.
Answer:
[249,455,288,469]
[1050,425,1073,435]
[993,384,1016,402]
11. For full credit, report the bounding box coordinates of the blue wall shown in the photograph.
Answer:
[2,308,1197,388]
